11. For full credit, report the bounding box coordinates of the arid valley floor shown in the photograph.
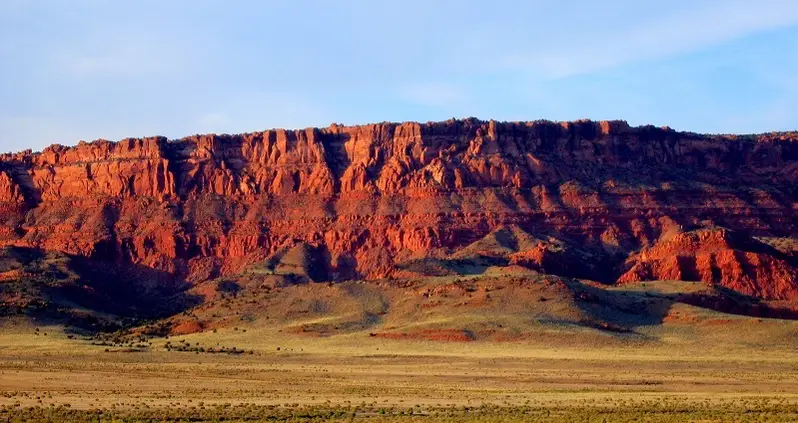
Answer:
[2,289,798,422]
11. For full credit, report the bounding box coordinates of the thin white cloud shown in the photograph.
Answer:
[52,33,193,77]
[487,0,798,79]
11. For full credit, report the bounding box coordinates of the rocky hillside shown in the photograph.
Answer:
[0,118,796,300]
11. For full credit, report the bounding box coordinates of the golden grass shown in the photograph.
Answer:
[1,320,798,421]
[3,273,798,421]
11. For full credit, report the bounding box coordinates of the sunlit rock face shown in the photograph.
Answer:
[1,118,796,298]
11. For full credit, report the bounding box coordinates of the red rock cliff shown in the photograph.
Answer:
[0,119,796,297]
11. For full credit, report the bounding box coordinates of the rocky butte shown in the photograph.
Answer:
[0,118,796,301]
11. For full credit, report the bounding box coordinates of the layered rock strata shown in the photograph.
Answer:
[0,119,795,298]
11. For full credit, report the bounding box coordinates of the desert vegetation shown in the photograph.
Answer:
[3,401,798,422]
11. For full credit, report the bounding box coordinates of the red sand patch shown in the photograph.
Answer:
[372,329,474,342]
[170,320,204,335]
[663,312,700,324]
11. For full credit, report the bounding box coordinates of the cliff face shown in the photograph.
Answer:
[618,228,798,300]
[0,119,796,298]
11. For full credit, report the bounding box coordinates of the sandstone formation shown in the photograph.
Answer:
[618,228,798,300]
[0,118,796,300]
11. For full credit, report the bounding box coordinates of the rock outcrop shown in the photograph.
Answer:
[618,228,798,300]
[0,118,796,299]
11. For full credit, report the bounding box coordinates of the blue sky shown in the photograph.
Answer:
[2,0,797,152]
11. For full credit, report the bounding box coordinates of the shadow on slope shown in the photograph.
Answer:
[409,225,622,283]
[249,242,331,283]
[0,246,201,332]
[147,258,798,346]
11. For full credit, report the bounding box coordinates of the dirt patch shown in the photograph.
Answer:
[170,320,204,335]
[372,329,475,342]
